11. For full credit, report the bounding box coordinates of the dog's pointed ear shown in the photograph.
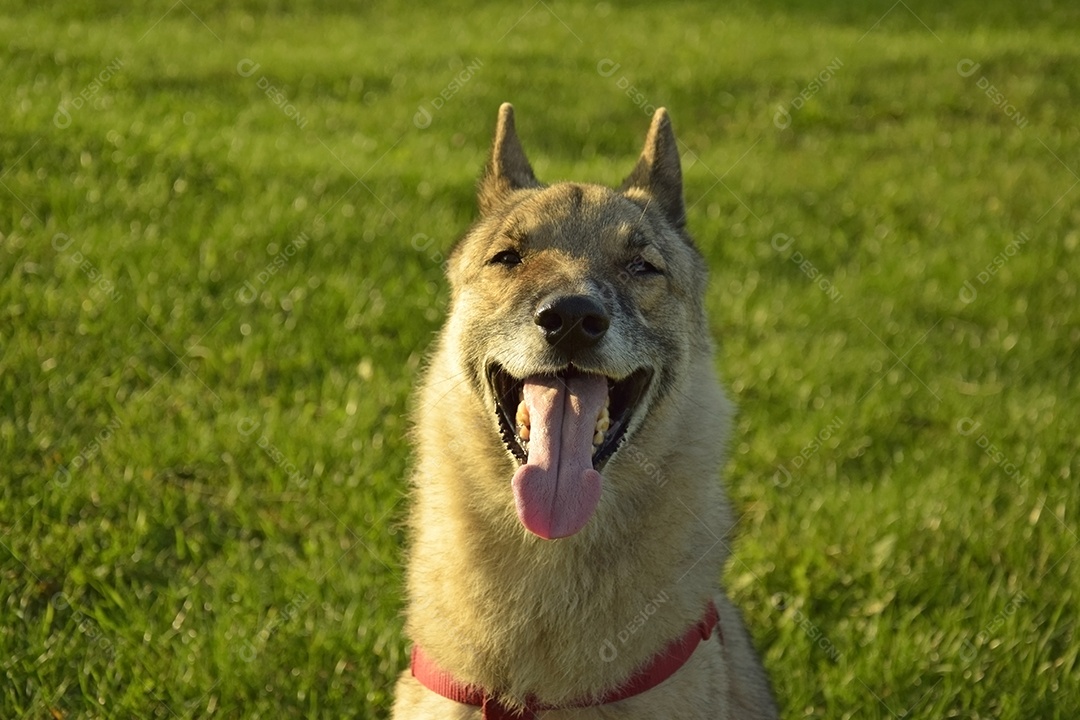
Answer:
[620,108,685,230]
[478,103,542,215]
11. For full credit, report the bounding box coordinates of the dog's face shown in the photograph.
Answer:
[444,105,710,540]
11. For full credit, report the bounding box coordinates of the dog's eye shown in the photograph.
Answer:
[627,254,662,276]
[489,249,522,267]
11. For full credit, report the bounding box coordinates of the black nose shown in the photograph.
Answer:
[534,294,610,355]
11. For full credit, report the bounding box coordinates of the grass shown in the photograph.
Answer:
[1,1,1077,717]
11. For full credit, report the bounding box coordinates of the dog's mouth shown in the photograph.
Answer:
[487,364,652,539]
[489,364,652,470]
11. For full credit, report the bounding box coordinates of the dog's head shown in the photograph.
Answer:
[444,104,712,540]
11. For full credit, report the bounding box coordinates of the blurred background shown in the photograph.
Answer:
[1,0,1077,717]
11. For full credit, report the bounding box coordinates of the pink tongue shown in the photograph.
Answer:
[512,374,606,539]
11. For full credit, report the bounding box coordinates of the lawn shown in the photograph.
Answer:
[1,1,1077,717]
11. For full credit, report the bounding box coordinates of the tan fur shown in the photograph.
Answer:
[392,104,778,719]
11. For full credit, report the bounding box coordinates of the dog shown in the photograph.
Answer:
[392,103,778,719]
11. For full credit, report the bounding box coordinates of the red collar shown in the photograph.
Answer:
[411,600,720,719]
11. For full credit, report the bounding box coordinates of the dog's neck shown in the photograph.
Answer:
[404,349,733,705]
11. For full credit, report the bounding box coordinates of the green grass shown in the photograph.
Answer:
[1,1,1077,717]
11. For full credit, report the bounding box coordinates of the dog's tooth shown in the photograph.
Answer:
[596,416,610,433]
[593,430,605,446]
[515,397,531,444]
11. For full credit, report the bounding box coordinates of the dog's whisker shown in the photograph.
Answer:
[632,196,652,229]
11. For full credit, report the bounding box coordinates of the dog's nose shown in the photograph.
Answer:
[534,294,610,354]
